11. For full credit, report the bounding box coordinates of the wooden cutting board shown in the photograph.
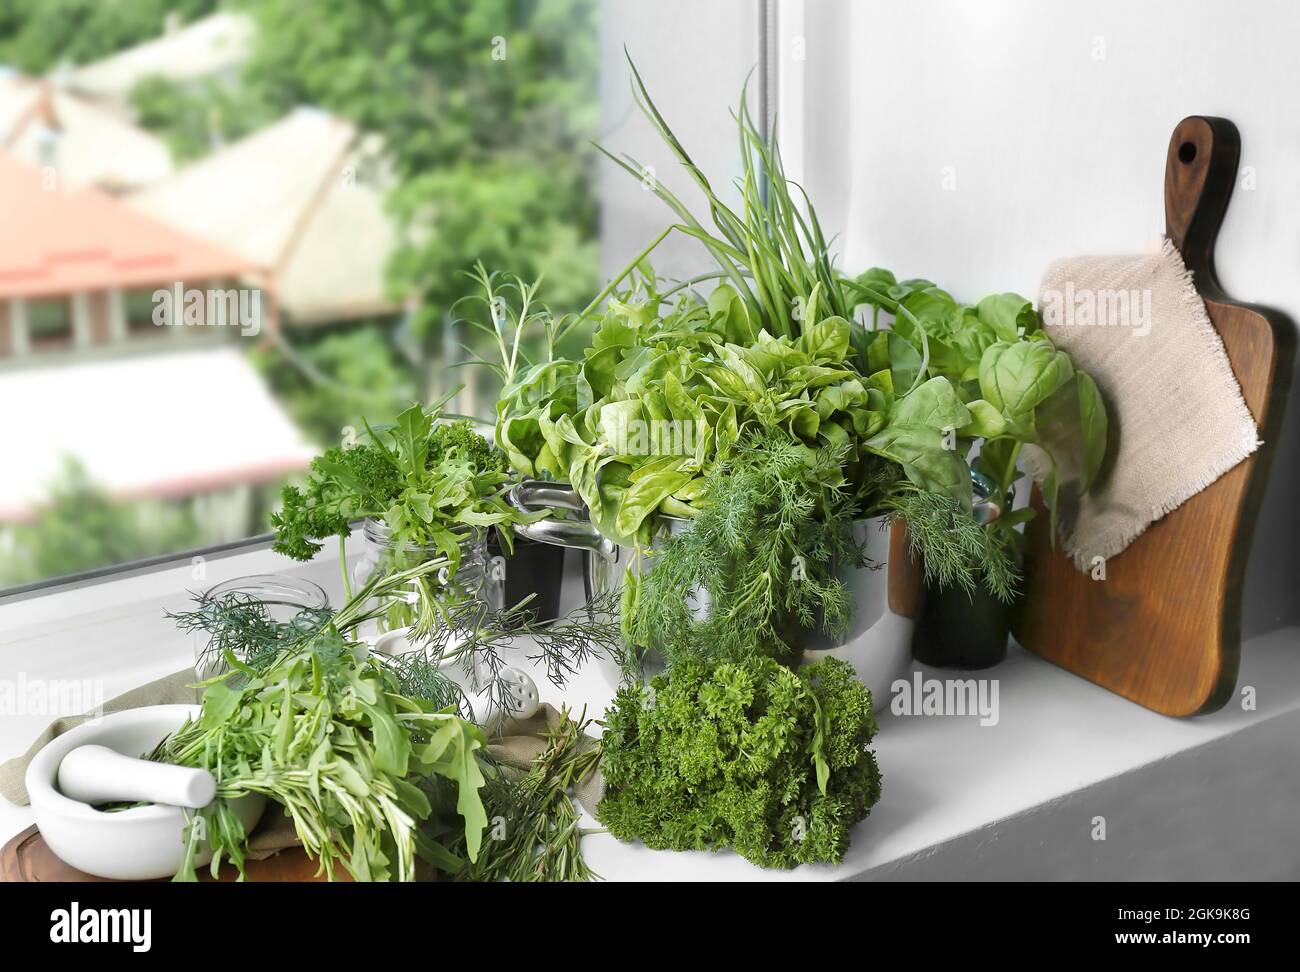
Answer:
[0,825,349,882]
[1012,116,1294,716]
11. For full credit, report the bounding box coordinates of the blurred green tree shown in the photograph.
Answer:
[4,458,204,585]
[130,74,282,162]
[0,0,218,72]
[240,0,600,357]
[249,324,419,446]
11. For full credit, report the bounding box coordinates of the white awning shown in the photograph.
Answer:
[0,346,315,521]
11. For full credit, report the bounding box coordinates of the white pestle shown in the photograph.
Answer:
[57,745,217,810]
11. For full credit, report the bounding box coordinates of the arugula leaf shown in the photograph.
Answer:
[392,403,433,477]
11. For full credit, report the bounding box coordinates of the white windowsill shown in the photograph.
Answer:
[3,539,1298,880]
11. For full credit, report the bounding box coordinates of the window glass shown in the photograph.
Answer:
[0,0,757,593]
[125,289,160,334]
[26,299,73,349]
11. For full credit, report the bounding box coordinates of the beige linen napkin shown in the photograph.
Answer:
[1031,238,1260,570]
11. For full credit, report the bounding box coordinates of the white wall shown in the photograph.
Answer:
[788,0,1300,636]
[598,0,761,283]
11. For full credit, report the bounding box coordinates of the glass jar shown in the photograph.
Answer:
[352,518,504,634]
[194,574,330,679]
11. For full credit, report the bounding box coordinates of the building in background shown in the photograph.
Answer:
[0,72,173,192]
[62,10,254,117]
[0,149,312,576]
[0,149,267,358]
[128,107,401,327]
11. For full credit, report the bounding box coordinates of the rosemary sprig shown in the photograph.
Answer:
[456,707,603,883]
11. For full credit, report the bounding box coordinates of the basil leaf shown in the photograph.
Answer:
[979,340,1074,418]
[960,399,1007,439]
[852,267,899,310]
[1076,371,1108,491]
[865,377,972,504]
[975,292,1036,342]
[797,315,852,363]
[614,467,694,541]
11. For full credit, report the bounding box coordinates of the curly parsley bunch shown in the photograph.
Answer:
[597,655,881,869]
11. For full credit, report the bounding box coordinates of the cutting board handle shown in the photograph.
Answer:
[1164,115,1240,280]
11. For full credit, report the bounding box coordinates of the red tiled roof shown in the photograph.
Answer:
[0,149,261,300]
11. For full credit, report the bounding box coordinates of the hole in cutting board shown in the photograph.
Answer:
[1178,141,1198,164]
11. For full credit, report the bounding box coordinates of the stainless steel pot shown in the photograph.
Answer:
[510,472,1000,600]
[508,481,683,603]
[509,473,1000,703]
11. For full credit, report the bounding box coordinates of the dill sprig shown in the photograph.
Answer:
[890,488,1020,603]
[625,430,863,667]
[170,594,332,677]
[175,566,623,723]
[393,590,624,718]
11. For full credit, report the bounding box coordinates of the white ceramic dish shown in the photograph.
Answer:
[25,704,266,881]
[372,628,539,724]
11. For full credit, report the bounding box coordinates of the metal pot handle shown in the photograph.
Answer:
[508,481,618,560]
[971,468,1001,525]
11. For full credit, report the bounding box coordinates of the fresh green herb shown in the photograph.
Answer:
[453,261,560,392]
[623,429,864,666]
[491,60,1110,610]
[170,593,332,676]
[157,630,488,883]
[497,292,923,548]
[855,270,1110,594]
[598,654,881,869]
[271,402,517,568]
[173,578,624,725]
[387,589,624,717]
[456,708,603,882]
[891,488,1020,603]
[590,54,857,342]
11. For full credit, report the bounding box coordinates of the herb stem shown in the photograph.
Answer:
[560,224,675,340]
[338,533,353,602]
[1003,442,1023,491]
